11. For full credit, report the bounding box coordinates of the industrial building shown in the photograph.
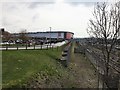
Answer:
[1,28,74,45]
[27,31,74,40]
[13,31,74,44]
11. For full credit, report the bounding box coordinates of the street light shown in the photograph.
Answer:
[50,27,51,46]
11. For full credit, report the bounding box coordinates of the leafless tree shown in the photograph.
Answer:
[87,2,120,89]
[19,29,29,43]
[0,28,12,41]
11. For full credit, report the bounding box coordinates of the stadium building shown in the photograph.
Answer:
[27,31,74,40]
[13,31,74,44]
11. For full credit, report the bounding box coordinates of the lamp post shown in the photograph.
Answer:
[50,27,51,46]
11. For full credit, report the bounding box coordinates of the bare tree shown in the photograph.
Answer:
[19,29,29,43]
[87,2,120,89]
[0,28,12,41]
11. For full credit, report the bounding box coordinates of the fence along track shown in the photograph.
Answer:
[77,42,120,88]
[78,43,120,75]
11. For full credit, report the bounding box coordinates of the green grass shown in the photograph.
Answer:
[2,47,64,88]
[2,42,98,88]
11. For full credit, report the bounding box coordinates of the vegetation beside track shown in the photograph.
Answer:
[2,42,98,88]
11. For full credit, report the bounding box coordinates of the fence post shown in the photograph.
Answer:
[47,45,48,50]
[26,44,27,50]
[17,44,18,50]
[41,45,42,50]
[6,44,8,50]
[34,44,35,50]
[50,44,51,49]
[67,46,70,67]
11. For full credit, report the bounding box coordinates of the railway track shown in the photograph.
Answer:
[86,46,120,74]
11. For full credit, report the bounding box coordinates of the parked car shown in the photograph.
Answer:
[0,40,15,45]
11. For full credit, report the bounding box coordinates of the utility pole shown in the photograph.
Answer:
[50,27,51,46]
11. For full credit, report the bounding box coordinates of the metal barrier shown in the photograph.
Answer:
[60,41,71,67]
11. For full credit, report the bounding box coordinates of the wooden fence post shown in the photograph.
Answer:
[41,45,42,50]
[6,44,8,50]
[34,44,35,50]
[26,44,27,50]
[47,45,48,50]
[17,44,18,50]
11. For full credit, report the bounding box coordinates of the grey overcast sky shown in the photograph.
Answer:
[0,0,118,38]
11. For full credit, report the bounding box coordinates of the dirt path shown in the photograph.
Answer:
[67,42,98,88]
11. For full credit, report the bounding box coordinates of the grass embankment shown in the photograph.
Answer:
[2,47,64,88]
[2,42,98,88]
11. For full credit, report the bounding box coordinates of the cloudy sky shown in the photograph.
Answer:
[0,0,118,38]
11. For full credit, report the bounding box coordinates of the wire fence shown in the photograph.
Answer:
[77,42,120,89]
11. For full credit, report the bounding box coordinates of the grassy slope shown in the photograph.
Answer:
[2,48,63,88]
[2,42,98,88]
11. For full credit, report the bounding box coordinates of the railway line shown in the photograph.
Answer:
[86,46,120,74]
[78,42,120,75]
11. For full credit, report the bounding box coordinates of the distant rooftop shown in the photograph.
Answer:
[13,31,74,34]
